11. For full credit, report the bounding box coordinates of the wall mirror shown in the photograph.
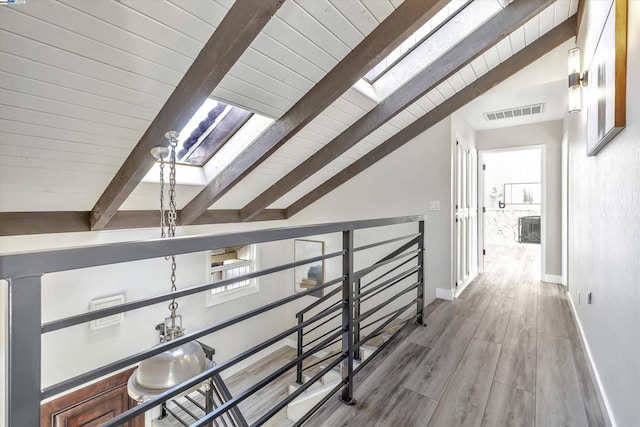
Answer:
[294,239,324,298]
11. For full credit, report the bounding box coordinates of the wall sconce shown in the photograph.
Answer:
[568,47,587,113]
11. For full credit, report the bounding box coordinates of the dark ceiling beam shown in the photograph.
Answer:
[240,0,556,221]
[576,0,586,35]
[286,15,577,217]
[89,0,286,231]
[0,210,287,237]
[179,0,451,225]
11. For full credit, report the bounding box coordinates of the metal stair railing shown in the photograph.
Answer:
[1,215,425,427]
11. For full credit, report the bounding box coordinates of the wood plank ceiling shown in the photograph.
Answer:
[0,0,579,236]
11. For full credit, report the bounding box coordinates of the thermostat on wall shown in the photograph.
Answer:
[89,294,125,330]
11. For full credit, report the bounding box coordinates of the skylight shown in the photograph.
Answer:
[353,0,506,104]
[176,99,252,166]
[363,0,472,84]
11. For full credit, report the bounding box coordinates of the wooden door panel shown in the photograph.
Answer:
[54,386,125,427]
[42,369,143,427]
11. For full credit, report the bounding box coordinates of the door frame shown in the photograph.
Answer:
[477,144,546,279]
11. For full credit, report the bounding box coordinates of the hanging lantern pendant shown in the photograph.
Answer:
[127,131,211,404]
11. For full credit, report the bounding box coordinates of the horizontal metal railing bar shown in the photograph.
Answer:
[303,326,341,350]
[171,399,199,421]
[41,288,342,400]
[302,311,341,336]
[359,301,414,332]
[353,316,415,377]
[164,407,190,427]
[353,249,420,280]
[0,216,424,278]
[181,331,345,427]
[296,286,342,317]
[357,265,420,301]
[355,282,420,324]
[301,351,342,373]
[360,273,418,306]
[292,379,346,427]
[317,337,341,353]
[355,299,416,352]
[102,323,344,427]
[250,356,345,427]
[353,233,420,253]
[42,252,344,334]
[183,396,205,414]
[184,395,206,412]
[360,255,418,291]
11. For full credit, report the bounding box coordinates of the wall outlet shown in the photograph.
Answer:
[429,201,440,211]
[587,291,592,304]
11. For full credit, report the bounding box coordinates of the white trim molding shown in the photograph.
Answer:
[436,287,454,301]
[567,294,617,427]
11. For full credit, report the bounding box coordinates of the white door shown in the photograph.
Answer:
[454,139,478,295]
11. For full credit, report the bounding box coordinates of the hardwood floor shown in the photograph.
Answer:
[306,244,607,427]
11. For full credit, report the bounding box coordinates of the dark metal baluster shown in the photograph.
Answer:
[296,313,303,384]
[353,278,361,360]
[417,220,426,326]
[339,229,356,405]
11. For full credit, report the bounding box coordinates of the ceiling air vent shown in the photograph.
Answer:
[484,103,545,121]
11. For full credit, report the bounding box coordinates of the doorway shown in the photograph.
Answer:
[478,147,543,277]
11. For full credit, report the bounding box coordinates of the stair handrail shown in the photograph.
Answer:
[1,215,425,427]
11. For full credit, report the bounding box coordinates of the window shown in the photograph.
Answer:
[177,98,253,166]
[362,0,472,83]
[206,245,259,306]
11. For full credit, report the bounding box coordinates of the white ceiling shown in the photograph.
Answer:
[0,0,578,215]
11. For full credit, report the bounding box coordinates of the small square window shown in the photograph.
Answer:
[206,245,259,306]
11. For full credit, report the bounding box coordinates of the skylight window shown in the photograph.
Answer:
[176,99,252,166]
[363,0,472,84]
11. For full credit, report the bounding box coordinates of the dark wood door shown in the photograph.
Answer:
[41,369,143,427]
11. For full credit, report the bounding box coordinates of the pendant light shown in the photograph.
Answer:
[127,131,212,403]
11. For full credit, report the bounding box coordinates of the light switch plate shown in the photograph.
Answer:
[89,294,125,330]
[429,201,440,211]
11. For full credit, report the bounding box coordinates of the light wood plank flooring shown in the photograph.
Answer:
[305,244,607,427]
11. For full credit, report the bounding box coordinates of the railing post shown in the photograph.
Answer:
[416,220,426,326]
[353,278,361,361]
[339,229,356,405]
[7,275,42,427]
[296,313,303,384]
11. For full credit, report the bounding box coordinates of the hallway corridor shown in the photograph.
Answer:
[306,245,606,426]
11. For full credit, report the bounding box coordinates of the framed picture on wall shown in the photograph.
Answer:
[586,0,627,156]
[294,239,325,298]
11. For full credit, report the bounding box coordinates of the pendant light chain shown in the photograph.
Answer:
[165,131,179,318]
[158,157,167,239]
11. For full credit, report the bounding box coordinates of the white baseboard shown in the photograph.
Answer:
[436,288,454,301]
[543,274,564,285]
[567,293,617,427]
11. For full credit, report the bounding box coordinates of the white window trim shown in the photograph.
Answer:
[206,245,259,307]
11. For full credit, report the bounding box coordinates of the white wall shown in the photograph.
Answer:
[290,118,453,302]
[564,1,640,425]
[476,120,563,276]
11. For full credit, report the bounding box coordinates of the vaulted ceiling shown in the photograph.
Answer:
[0,0,580,236]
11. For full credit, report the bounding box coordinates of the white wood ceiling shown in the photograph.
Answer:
[0,0,576,215]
